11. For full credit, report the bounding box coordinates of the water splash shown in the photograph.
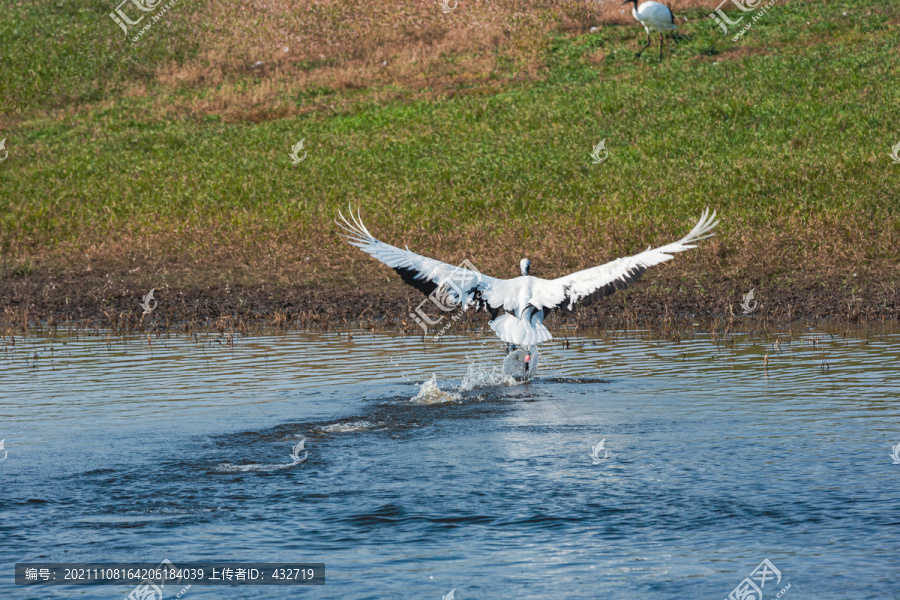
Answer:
[410,375,461,404]
[459,362,516,391]
[502,347,540,381]
[459,347,540,390]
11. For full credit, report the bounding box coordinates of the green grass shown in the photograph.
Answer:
[0,0,199,114]
[1,0,898,274]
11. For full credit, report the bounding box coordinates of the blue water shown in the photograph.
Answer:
[1,327,899,599]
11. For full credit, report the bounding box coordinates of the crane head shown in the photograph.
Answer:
[520,258,531,276]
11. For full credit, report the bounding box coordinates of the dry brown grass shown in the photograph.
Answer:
[143,0,735,120]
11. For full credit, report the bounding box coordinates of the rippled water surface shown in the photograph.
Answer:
[2,326,899,599]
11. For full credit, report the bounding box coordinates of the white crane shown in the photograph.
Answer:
[338,208,718,349]
[623,0,677,60]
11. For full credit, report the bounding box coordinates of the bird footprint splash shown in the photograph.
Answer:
[459,351,540,390]
[410,375,462,404]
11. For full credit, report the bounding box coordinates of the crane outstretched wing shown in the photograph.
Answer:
[542,208,718,311]
[339,207,717,322]
[337,208,499,307]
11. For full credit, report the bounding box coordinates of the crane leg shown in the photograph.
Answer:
[659,32,664,60]
[635,31,651,57]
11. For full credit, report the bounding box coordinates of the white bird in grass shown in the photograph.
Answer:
[623,0,677,60]
[338,207,718,350]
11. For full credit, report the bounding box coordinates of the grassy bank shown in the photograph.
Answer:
[0,0,898,328]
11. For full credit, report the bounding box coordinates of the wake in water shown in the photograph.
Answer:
[316,420,378,433]
[211,461,304,474]
[214,349,547,474]
[212,436,309,473]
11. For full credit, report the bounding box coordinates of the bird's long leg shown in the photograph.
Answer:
[659,32,664,60]
[635,30,652,57]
